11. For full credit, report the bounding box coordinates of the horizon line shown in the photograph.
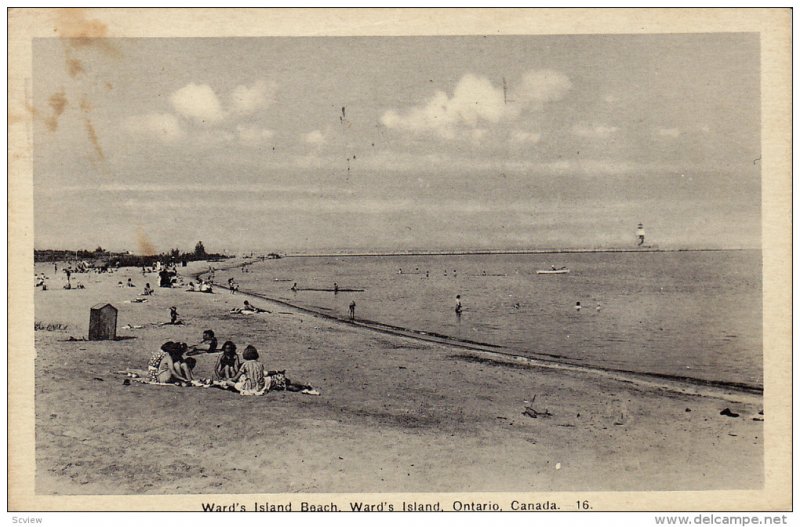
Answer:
[35,246,760,259]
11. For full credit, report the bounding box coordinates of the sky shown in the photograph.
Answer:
[32,33,761,254]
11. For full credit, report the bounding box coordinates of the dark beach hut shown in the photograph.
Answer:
[89,303,117,341]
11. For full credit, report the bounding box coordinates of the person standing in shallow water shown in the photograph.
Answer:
[349,301,356,320]
[455,295,462,315]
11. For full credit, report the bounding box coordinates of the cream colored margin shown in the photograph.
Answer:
[8,8,792,511]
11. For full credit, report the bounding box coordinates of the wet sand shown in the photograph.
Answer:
[33,261,763,495]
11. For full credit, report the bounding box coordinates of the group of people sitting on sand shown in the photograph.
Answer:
[143,329,317,396]
[186,280,213,293]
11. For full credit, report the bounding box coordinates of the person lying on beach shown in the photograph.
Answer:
[199,281,212,293]
[225,345,268,395]
[230,300,267,315]
[214,341,241,381]
[189,329,218,355]
[147,341,196,385]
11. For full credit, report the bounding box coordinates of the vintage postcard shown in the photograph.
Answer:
[8,8,791,513]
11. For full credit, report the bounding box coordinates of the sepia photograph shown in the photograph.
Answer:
[8,7,792,513]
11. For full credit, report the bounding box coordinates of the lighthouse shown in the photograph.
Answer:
[636,223,645,246]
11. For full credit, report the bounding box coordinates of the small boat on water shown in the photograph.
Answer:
[536,269,570,275]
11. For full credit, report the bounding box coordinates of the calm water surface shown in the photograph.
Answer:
[224,251,762,387]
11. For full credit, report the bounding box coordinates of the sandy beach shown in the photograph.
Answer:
[32,260,764,495]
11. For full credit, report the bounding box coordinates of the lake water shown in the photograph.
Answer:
[224,250,762,388]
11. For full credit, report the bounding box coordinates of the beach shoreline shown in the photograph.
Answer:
[32,259,764,497]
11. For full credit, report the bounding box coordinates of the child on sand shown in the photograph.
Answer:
[227,345,269,395]
[190,329,218,355]
[214,341,241,381]
[169,306,180,324]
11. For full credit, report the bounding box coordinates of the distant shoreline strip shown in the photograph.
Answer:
[280,247,757,258]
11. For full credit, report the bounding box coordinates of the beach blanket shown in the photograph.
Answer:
[115,371,319,395]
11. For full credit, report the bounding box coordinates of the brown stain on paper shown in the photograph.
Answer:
[82,118,105,162]
[66,58,85,78]
[44,91,68,132]
[79,96,105,162]
[136,228,158,256]
[54,8,120,78]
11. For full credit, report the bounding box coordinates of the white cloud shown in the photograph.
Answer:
[237,124,275,146]
[303,130,326,144]
[170,83,225,123]
[572,123,620,139]
[511,130,542,144]
[518,70,573,103]
[125,112,184,142]
[381,73,507,138]
[231,80,276,115]
[657,127,681,138]
[381,70,571,140]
